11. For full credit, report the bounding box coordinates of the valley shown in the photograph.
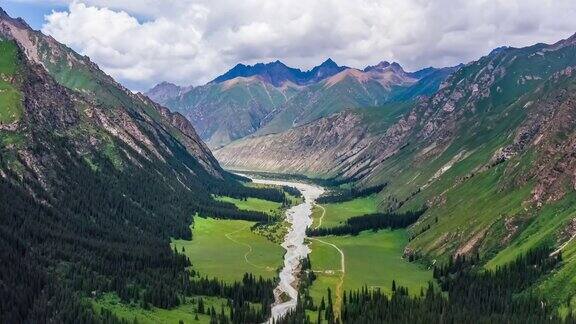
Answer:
[2,3,576,324]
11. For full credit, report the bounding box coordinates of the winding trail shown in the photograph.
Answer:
[551,233,576,256]
[313,204,326,230]
[224,224,271,270]
[309,237,345,315]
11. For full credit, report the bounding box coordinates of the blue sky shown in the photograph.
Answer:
[3,1,576,91]
[3,1,64,30]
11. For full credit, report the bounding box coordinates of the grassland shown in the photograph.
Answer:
[307,195,432,314]
[486,192,576,269]
[172,217,283,282]
[311,204,324,229]
[405,161,534,264]
[216,196,282,215]
[541,238,576,318]
[173,185,303,283]
[316,195,379,229]
[307,229,433,316]
[92,293,229,324]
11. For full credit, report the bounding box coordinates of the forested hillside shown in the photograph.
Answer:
[0,9,282,322]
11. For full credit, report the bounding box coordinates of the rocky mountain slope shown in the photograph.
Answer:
[147,59,451,147]
[0,9,223,177]
[255,62,454,135]
[0,9,266,322]
[216,33,576,310]
[149,76,299,147]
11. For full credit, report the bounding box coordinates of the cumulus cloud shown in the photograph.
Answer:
[36,0,576,90]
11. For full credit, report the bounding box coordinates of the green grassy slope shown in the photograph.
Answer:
[357,40,576,255]
[316,195,379,229]
[0,41,23,124]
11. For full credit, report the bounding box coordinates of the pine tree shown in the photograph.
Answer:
[198,298,205,314]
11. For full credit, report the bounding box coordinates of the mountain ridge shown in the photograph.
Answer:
[147,59,453,147]
[209,58,347,86]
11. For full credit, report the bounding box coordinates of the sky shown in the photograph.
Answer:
[4,0,576,91]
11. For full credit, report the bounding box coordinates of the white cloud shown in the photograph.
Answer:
[37,0,576,90]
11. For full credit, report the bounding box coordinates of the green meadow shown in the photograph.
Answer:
[309,229,433,294]
[92,293,230,324]
[317,195,379,228]
[307,229,433,315]
[305,195,433,313]
[173,187,301,283]
[172,217,284,282]
[216,196,282,215]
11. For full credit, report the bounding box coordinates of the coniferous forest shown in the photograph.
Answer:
[316,184,387,204]
[278,246,575,324]
[307,210,424,237]
[0,131,284,323]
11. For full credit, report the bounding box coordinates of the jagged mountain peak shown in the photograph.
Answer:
[210,60,293,86]
[364,61,390,71]
[145,81,189,106]
[319,58,338,67]
[325,60,415,89]
[363,61,405,73]
[210,58,345,87]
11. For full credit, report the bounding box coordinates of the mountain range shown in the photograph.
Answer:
[146,33,576,304]
[147,58,455,147]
